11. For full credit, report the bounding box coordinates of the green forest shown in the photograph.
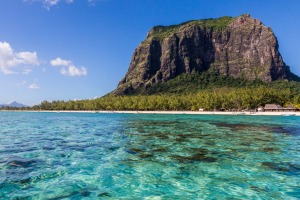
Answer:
[5,73,300,111]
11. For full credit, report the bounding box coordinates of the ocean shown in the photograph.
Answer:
[0,112,299,199]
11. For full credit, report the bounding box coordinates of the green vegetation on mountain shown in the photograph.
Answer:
[149,16,234,40]
[125,72,269,95]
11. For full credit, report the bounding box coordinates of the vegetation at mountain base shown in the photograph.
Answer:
[34,86,300,111]
[3,73,299,111]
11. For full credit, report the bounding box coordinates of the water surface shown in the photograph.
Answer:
[0,112,299,199]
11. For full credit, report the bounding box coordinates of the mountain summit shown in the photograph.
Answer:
[114,14,298,95]
[0,101,27,108]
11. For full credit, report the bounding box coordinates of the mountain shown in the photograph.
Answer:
[0,101,27,108]
[114,14,299,95]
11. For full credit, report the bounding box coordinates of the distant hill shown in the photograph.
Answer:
[114,14,299,95]
[0,101,27,108]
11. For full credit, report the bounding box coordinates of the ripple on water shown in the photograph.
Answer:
[0,112,299,199]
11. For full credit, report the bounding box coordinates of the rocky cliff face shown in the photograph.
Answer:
[115,14,293,95]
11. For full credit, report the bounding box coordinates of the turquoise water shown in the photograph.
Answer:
[0,112,299,199]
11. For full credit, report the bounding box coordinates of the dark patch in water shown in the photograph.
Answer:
[59,153,69,158]
[253,138,273,142]
[205,141,216,146]
[98,192,111,197]
[107,146,119,151]
[139,132,170,140]
[190,154,217,162]
[175,133,210,140]
[125,148,154,159]
[174,137,188,143]
[262,147,280,152]
[4,157,38,168]
[42,146,55,150]
[10,177,32,185]
[59,143,99,152]
[138,153,154,159]
[47,189,91,200]
[250,185,270,193]
[68,146,86,152]
[144,121,180,127]
[212,122,257,132]
[190,147,220,157]
[240,142,251,146]
[80,190,92,197]
[213,122,300,136]
[152,147,168,153]
[171,153,217,163]
[261,162,300,173]
[261,162,289,172]
[43,138,63,142]
[125,148,144,154]
[10,195,32,200]
[190,148,209,155]
[271,127,300,136]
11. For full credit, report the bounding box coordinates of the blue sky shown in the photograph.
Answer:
[0,0,300,105]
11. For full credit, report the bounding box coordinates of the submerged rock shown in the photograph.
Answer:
[4,156,38,168]
[171,153,217,163]
[261,162,300,173]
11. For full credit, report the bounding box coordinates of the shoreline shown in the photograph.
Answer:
[1,110,300,116]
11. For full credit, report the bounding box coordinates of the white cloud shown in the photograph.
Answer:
[28,83,40,89]
[0,42,39,75]
[50,57,88,77]
[50,57,71,67]
[47,0,59,5]
[25,0,61,6]
[60,65,87,76]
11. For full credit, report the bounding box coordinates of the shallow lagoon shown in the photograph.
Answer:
[0,112,299,199]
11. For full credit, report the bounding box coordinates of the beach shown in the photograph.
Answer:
[3,110,299,116]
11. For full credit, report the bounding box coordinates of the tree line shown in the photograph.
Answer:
[30,86,300,111]
[2,73,300,111]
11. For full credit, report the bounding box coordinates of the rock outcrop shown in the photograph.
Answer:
[115,14,294,95]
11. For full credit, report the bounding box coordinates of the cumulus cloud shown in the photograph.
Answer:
[50,57,87,77]
[50,57,71,67]
[60,65,87,76]
[0,42,39,74]
[28,83,40,89]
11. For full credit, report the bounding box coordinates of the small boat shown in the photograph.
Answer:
[236,112,246,115]
[281,113,296,116]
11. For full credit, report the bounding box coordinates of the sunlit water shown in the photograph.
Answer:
[0,112,299,199]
